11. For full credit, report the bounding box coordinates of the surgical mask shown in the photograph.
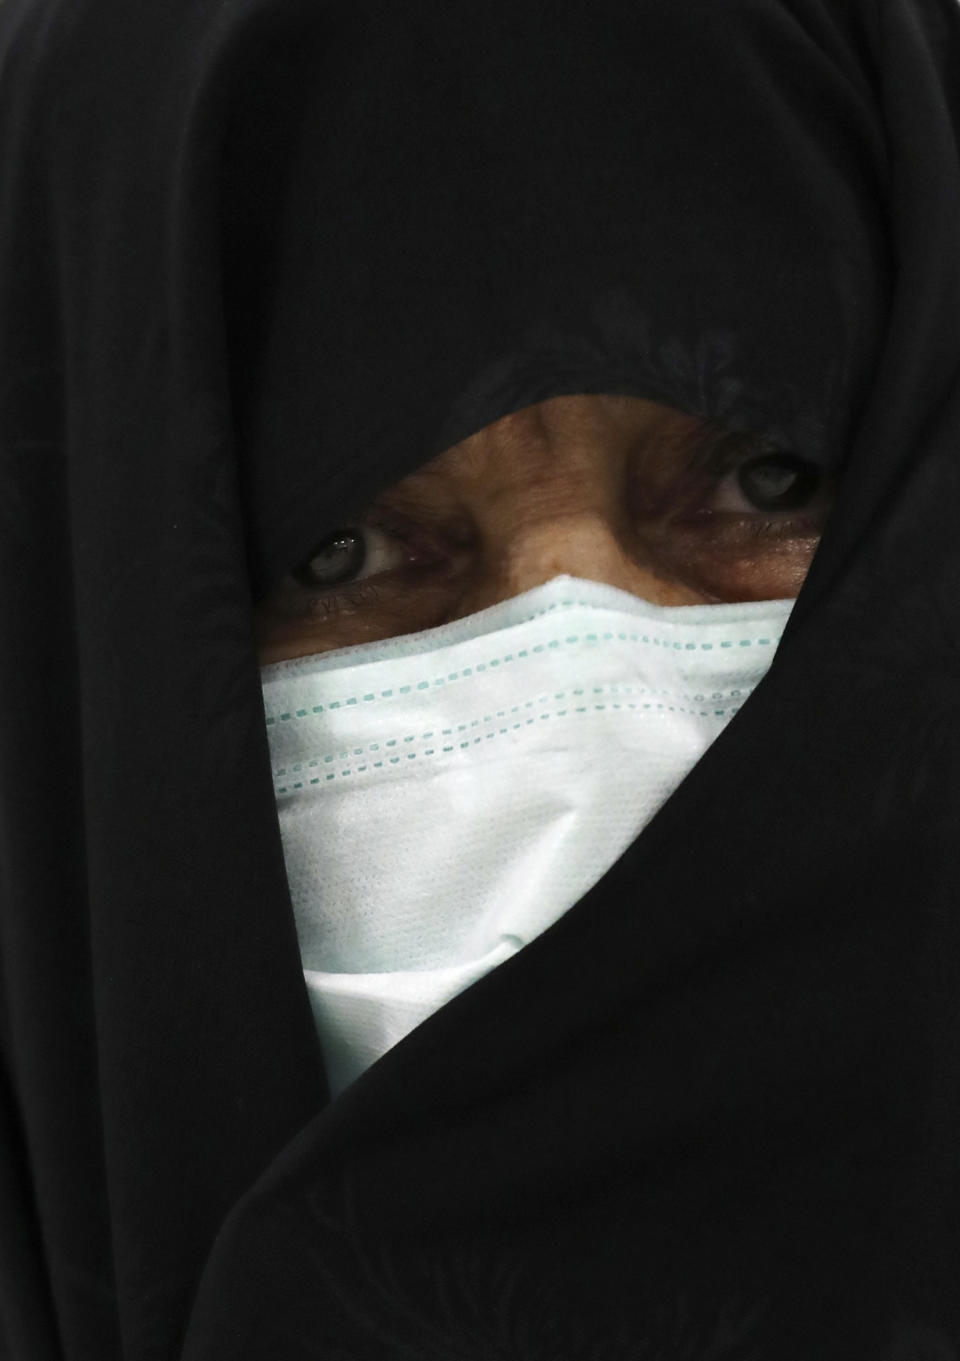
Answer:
[260,575,795,1097]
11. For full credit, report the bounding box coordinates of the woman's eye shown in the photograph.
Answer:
[288,523,412,591]
[709,453,824,515]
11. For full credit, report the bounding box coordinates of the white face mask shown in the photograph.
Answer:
[260,575,795,1097]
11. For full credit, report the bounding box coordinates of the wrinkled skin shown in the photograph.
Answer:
[255,394,831,665]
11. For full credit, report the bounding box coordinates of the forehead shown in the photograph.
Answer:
[409,394,706,490]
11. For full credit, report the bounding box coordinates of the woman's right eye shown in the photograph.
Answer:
[288,524,410,591]
[286,511,452,599]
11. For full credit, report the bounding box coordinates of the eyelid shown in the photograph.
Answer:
[365,504,441,552]
[676,426,768,474]
[371,495,477,551]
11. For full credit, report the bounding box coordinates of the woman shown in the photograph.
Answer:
[254,395,831,1101]
[1,0,959,1356]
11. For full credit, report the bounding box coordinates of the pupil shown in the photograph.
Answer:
[290,527,366,588]
[737,455,819,512]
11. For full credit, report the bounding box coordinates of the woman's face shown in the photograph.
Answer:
[255,393,833,665]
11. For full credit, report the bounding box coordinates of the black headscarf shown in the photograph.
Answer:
[2,0,959,1356]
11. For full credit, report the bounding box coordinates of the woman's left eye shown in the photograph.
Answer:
[708,453,824,515]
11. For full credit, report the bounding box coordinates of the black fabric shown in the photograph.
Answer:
[1,0,959,1356]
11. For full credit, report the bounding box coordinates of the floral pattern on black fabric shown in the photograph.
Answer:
[880,1324,959,1361]
[299,1171,770,1361]
[439,294,830,470]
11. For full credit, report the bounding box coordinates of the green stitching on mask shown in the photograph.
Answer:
[273,691,748,792]
[269,679,751,779]
[269,675,751,773]
[266,647,774,746]
[264,622,778,725]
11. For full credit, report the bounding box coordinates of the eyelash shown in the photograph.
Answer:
[302,578,389,617]
[286,457,825,614]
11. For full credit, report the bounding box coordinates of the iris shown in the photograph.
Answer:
[737,454,820,512]
[291,528,366,587]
